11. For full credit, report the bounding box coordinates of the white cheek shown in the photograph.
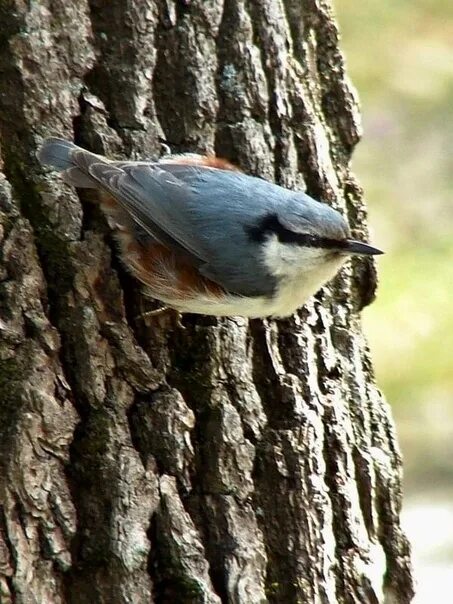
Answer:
[262,236,348,316]
[263,237,327,277]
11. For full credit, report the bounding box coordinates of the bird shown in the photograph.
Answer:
[37,137,383,318]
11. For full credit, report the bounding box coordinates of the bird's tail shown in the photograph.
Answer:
[37,137,104,188]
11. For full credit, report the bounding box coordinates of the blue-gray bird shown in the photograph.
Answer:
[37,137,382,318]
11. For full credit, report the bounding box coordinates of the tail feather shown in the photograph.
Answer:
[37,137,138,233]
[37,137,77,170]
[37,137,105,188]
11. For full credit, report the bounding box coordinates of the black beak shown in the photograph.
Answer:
[343,239,384,256]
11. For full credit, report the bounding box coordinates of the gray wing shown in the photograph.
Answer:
[85,159,209,265]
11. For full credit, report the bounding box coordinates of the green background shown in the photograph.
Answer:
[336,1,453,599]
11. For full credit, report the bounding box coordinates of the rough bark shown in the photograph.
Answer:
[0,1,413,603]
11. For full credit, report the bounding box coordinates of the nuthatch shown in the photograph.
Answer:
[38,137,382,318]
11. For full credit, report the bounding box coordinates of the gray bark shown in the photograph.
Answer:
[0,1,413,603]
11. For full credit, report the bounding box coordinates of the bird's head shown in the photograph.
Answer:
[246,193,382,283]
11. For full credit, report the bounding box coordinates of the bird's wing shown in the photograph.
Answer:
[70,150,211,266]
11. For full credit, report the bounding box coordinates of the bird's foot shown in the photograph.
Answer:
[135,306,185,329]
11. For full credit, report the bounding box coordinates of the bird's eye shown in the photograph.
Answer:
[304,234,318,246]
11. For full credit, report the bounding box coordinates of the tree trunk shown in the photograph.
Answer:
[0,1,413,603]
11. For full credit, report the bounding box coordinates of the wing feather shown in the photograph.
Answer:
[73,157,209,266]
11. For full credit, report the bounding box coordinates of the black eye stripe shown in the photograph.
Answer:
[245,213,345,249]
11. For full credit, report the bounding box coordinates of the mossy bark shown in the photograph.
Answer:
[0,1,413,602]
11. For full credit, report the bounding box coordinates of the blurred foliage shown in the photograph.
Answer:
[336,0,453,423]
[335,4,453,595]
